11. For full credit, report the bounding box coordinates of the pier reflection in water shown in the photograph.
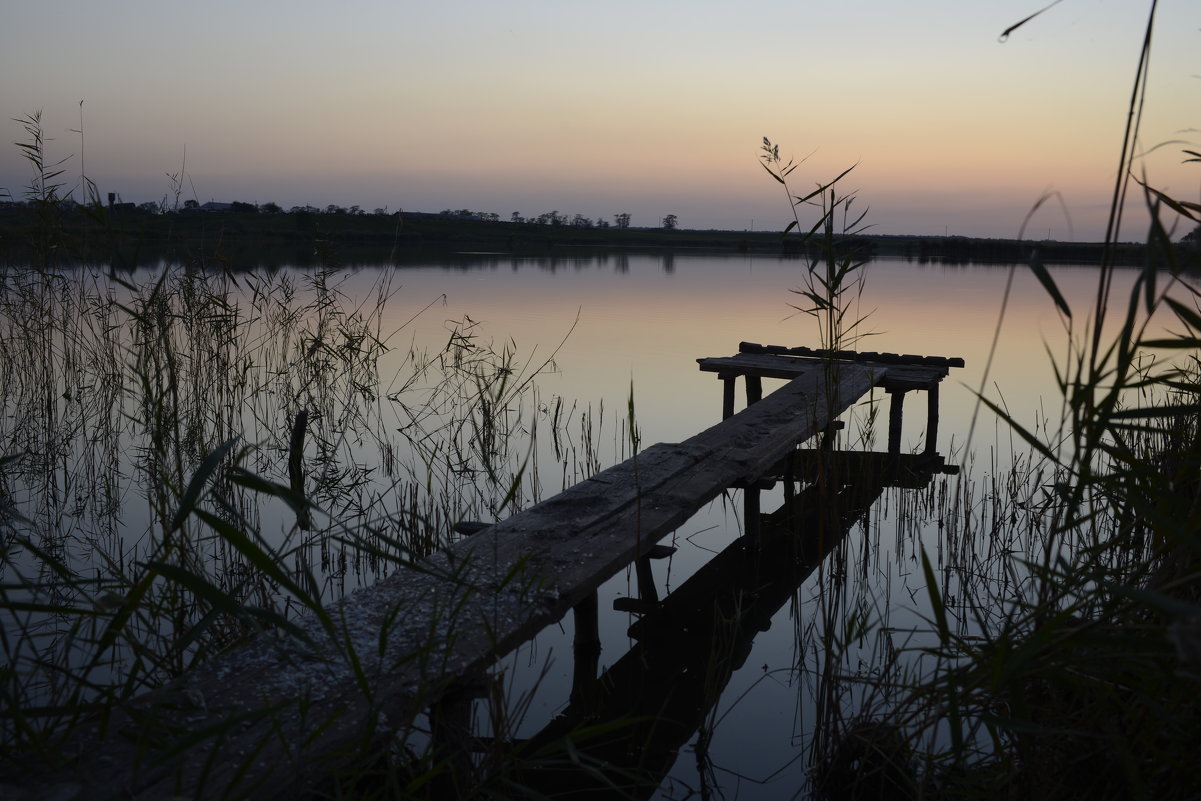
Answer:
[473,450,955,799]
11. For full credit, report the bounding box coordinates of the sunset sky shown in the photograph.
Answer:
[2,1,1197,240]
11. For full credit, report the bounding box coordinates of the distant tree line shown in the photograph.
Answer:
[0,196,685,230]
[440,209,501,222]
[479,210,675,230]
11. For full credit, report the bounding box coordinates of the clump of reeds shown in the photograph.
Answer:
[801,4,1201,798]
[759,137,872,357]
[0,112,626,793]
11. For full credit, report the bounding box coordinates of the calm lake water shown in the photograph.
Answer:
[3,252,1176,797]
[366,253,1114,444]
[342,253,1163,798]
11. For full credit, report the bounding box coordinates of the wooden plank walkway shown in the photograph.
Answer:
[426,450,955,797]
[698,343,962,454]
[509,477,896,796]
[12,349,959,801]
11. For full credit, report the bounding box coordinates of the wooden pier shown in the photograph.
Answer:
[507,458,951,798]
[699,341,964,456]
[11,345,962,801]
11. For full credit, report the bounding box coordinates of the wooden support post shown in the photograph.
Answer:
[783,450,797,503]
[635,556,659,603]
[745,374,763,406]
[570,592,600,707]
[924,383,940,455]
[887,388,906,455]
[744,486,761,542]
[430,683,477,793]
[722,375,736,420]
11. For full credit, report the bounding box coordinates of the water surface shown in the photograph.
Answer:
[3,252,1175,797]
[355,253,1160,798]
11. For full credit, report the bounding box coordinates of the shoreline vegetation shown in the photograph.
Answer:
[0,200,1166,270]
[5,2,1201,787]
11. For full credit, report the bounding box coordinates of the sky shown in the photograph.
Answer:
[1,1,1198,240]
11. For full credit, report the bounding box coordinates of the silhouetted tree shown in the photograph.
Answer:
[662,214,678,230]
[614,212,631,229]
[261,202,283,214]
[440,208,500,221]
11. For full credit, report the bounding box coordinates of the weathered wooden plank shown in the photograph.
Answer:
[875,366,953,404]
[737,341,966,369]
[787,449,958,489]
[16,366,878,801]
[471,365,877,610]
[699,354,823,381]
[698,352,952,389]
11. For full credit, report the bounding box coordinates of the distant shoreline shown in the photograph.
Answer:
[0,203,1155,270]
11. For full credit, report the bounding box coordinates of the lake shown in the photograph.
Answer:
[306,253,1159,798]
[0,251,1176,798]
[359,253,1116,442]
